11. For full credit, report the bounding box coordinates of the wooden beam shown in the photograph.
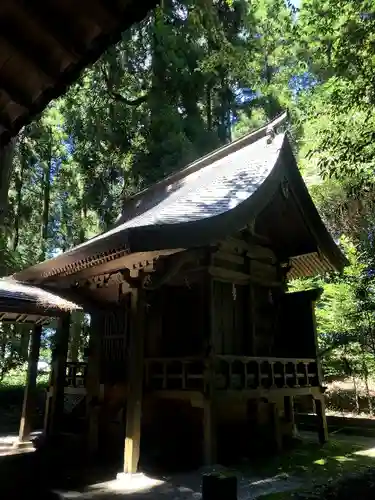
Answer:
[97,0,125,17]
[18,324,42,442]
[0,20,61,81]
[16,0,85,57]
[46,313,71,437]
[0,105,15,132]
[214,251,244,265]
[209,265,282,288]
[0,75,34,109]
[123,287,145,474]
[64,0,118,34]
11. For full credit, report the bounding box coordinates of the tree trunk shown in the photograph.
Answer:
[217,74,231,145]
[40,129,52,261]
[353,376,360,414]
[362,358,373,415]
[0,139,16,277]
[0,138,16,230]
[13,144,26,251]
[0,331,6,381]
[206,83,212,132]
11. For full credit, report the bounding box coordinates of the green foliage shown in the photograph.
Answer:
[232,108,268,139]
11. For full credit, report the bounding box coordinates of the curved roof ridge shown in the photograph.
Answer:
[115,111,288,227]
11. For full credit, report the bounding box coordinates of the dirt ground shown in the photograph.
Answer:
[55,432,375,500]
[0,431,374,500]
[56,466,303,500]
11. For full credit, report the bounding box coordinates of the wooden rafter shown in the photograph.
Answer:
[0,0,158,144]
[16,0,87,57]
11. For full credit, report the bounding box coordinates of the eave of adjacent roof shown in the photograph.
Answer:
[0,278,80,322]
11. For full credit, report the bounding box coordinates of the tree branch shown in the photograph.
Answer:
[101,66,150,107]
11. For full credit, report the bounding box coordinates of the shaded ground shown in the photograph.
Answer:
[0,431,374,499]
[56,467,302,500]
[56,433,375,500]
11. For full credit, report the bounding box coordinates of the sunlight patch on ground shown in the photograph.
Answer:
[313,458,327,465]
[334,455,355,462]
[89,472,165,494]
[353,446,375,458]
[0,434,19,445]
[250,473,290,486]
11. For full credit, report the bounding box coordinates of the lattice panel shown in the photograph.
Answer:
[98,299,130,383]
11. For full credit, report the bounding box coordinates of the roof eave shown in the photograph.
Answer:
[281,137,348,274]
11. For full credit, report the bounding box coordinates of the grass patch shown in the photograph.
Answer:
[238,438,375,499]
[0,370,48,431]
[253,439,374,479]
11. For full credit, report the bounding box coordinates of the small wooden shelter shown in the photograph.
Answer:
[0,278,80,444]
[13,113,347,471]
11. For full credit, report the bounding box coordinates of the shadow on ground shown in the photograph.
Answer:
[1,434,375,500]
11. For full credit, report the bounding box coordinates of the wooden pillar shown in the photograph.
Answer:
[270,402,282,452]
[86,315,101,454]
[203,271,217,465]
[284,396,294,423]
[284,395,298,439]
[203,393,217,465]
[18,324,42,442]
[123,287,145,474]
[314,396,328,444]
[46,313,70,437]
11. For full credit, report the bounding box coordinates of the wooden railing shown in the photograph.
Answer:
[63,357,318,392]
[65,361,88,388]
[144,356,318,392]
[214,356,318,390]
[145,357,206,391]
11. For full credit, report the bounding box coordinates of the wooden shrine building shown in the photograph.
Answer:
[0,279,80,444]
[12,113,348,472]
